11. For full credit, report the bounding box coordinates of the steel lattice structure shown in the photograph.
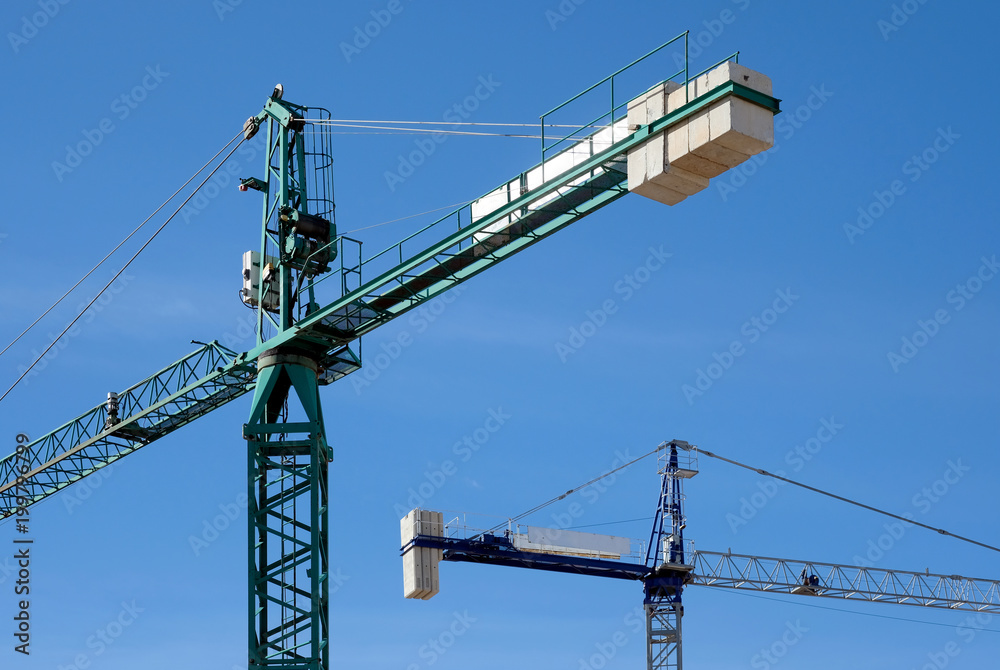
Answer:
[404,440,1000,669]
[690,551,1000,613]
[0,34,784,670]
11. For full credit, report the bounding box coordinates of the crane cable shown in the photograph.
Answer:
[339,200,474,235]
[305,123,557,139]
[688,445,1000,555]
[485,446,659,534]
[0,133,246,406]
[302,119,602,140]
[486,440,999,556]
[725,589,1000,634]
[305,119,606,128]
[0,131,245,362]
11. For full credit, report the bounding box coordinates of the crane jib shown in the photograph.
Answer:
[0,79,779,519]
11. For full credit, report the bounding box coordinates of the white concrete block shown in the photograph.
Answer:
[627,145,646,191]
[632,179,686,206]
[627,92,647,129]
[667,85,690,113]
[688,102,750,168]
[683,61,774,166]
[667,122,727,179]
[709,96,774,156]
[706,60,772,96]
[651,164,708,196]
[401,509,443,600]
[644,129,667,181]
[690,71,712,99]
[627,80,688,206]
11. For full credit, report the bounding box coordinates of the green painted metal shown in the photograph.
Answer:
[0,342,253,517]
[245,359,330,670]
[0,55,779,520]
[540,31,691,163]
[244,91,338,669]
[0,42,781,669]
[230,76,779,371]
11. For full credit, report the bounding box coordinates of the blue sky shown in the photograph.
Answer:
[1,1,998,668]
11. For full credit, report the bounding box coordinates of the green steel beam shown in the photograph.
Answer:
[0,74,778,521]
[246,358,330,670]
[0,343,255,517]
[0,47,780,670]
[0,341,358,518]
[230,79,779,371]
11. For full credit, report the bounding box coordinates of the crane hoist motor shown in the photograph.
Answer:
[240,207,336,312]
[279,206,336,272]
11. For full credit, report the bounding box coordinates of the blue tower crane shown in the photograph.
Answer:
[401,439,1000,669]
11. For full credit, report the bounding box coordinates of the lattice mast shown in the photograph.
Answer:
[642,441,698,670]
[240,86,337,670]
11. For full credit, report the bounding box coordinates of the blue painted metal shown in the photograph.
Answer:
[407,534,648,582]
[642,441,694,670]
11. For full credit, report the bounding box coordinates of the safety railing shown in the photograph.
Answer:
[539,31,741,181]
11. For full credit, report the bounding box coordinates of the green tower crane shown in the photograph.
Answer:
[0,34,780,669]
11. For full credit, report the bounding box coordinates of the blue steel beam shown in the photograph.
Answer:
[407,534,649,582]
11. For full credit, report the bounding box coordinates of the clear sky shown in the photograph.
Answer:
[1,1,998,668]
